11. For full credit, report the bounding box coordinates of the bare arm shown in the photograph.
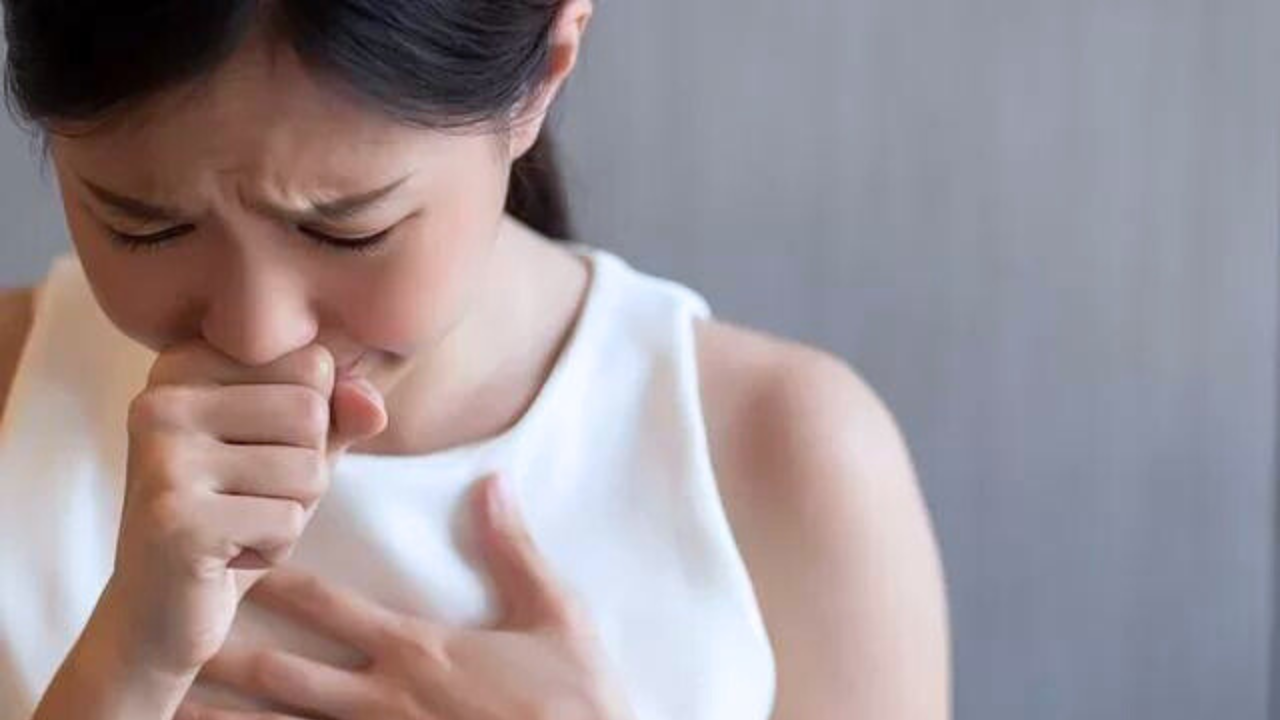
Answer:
[0,287,194,718]
[31,582,197,720]
[698,321,951,720]
[0,287,34,426]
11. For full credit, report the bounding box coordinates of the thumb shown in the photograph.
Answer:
[327,376,387,457]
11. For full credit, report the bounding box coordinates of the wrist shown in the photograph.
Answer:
[91,576,201,688]
[33,581,198,719]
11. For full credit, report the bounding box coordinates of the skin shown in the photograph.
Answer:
[0,288,30,422]
[0,1,951,717]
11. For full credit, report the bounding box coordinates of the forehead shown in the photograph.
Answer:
[50,32,493,196]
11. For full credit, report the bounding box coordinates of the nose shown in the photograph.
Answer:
[199,258,318,367]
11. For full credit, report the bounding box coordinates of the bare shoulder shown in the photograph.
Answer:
[694,319,951,720]
[0,286,35,426]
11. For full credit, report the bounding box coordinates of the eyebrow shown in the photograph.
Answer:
[80,178,185,221]
[284,175,412,224]
[78,174,412,224]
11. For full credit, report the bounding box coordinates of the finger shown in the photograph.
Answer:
[326,376,387,458]
[248,566,397,654]
[151,342,335,398]
[194,493,307,567]
[198,385,330,449]
[472,473,577,629]
[213,444,327,508]
[198,642,371,718]
[175,700,308,720]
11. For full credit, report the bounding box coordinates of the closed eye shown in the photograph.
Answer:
[109,225,195,251]
[107,224,392,255]
[299,226,392,254]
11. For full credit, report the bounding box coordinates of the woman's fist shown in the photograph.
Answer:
[104,342,386,677]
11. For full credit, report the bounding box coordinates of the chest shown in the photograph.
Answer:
[0,448,776,719]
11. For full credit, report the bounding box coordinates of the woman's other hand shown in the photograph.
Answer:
[179,474,638,720]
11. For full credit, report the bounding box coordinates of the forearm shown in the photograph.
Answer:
[31,587,195,720]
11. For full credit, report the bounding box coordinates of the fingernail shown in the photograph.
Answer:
[488,474,511,523]
[320,353,336,393]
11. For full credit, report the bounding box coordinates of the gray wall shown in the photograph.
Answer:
[557,3,1279,718]
[2,3,1278,719]
[0,104,63,284]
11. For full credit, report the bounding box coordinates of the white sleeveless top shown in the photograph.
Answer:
[0,243,776,719]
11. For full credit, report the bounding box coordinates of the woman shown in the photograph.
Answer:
[0,1,950,718]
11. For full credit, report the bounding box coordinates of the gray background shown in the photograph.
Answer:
[2,2,1278,719]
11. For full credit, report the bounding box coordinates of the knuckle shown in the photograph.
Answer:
[268,449,327,505]
[142,492,207,565]
[128,389,185,432]
[266,544,298,567]
[145,358,172,387]
[295,450,329,503]
[134,434,202,493]
[280,501,308,542]
[135,490,223,577]
[288,388,330,439]
[148,341,210,385]
[144,490,188,538]
[145,348,183,387]
[394,621,452,673]
[294,346,335,395]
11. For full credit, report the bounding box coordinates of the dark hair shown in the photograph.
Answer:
[1,0,575,240]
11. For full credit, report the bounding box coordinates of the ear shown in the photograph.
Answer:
[506,0,594,161]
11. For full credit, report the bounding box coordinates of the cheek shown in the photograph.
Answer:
[341,146,509,355]
[340,210,499,355]
[64,203,199,352]
[80,261,200,351]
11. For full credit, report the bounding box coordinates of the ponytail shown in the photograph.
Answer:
[507,130,573,242]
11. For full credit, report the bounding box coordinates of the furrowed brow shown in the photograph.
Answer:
[287,175,412,224]
[80,177,184,221]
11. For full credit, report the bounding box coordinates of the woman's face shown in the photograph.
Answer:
[49,35,520,392]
